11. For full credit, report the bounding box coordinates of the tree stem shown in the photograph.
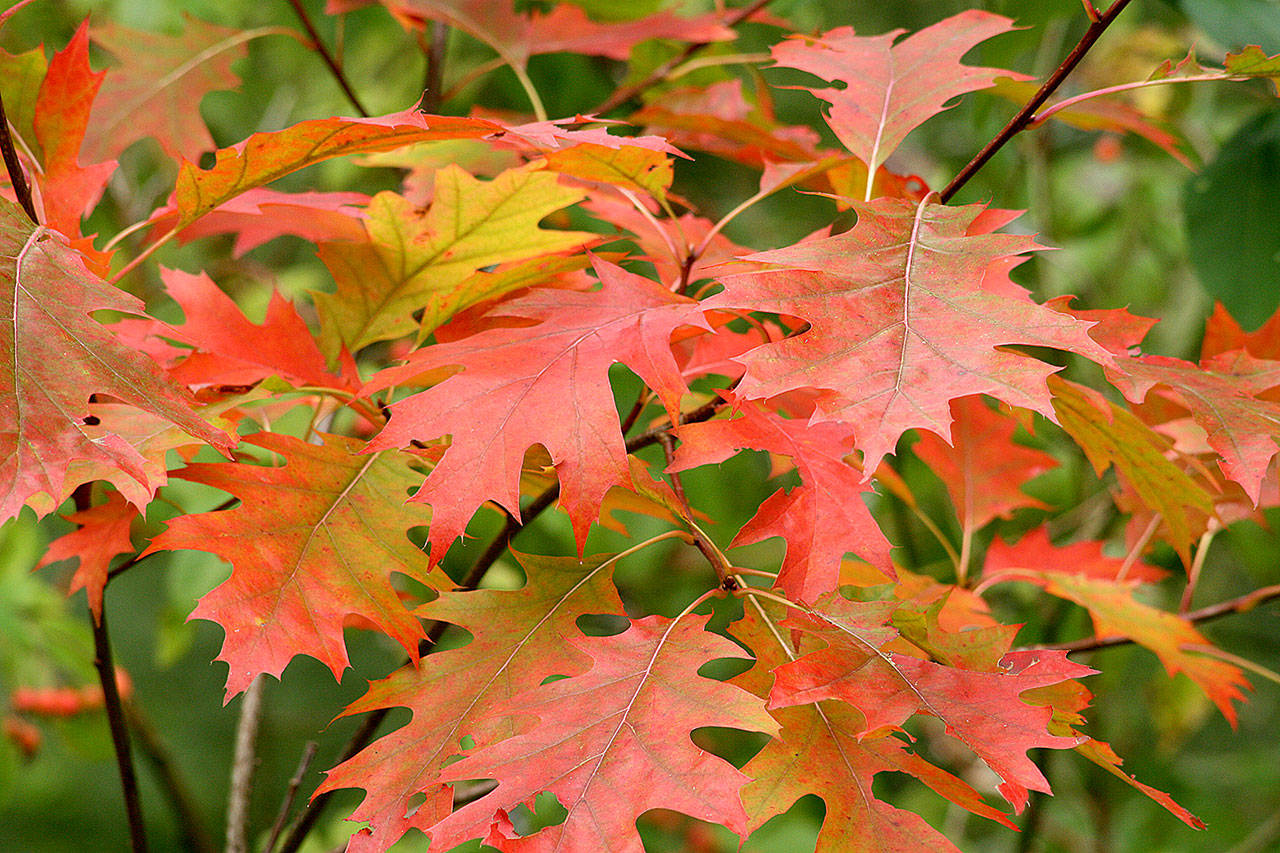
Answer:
[93,605,148,852]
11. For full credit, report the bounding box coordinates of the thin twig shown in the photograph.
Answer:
[0,89,38,222]
[286,0,371,117]
[939,0,1135,203]
[1031,584,1280,654]
[262,741,316,853]
[127,705,218,853]
[226,675,266,853]
[93,606,148,852]
[591,0,775,114]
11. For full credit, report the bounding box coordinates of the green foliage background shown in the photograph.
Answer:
[1,0,1277,850]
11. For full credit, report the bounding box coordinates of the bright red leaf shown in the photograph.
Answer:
[365,256,707,557]
[671,399,893,602]
[35,489,137,623]
[709,198,1109,470]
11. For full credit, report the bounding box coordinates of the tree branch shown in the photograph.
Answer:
[591,0,775,115]
[0,89,38,223]
[285,0,371,117]
[939,0,1135,203]
[226,675,266,853]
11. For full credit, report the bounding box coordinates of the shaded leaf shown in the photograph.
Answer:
[0,202,232,521]
[35,489,137,623]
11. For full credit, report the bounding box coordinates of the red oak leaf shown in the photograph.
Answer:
[771,11,1029,181]
[911,395,1058,533]
[83,14,247,162]
[145,432,447,698]
[1048,376,1215,566]
[165,108,504,231]
[427,614,777,852]
[732,604,1015,852]
[332,1,734,67]
[670,399,893,602]
[35,489,137,623]
[983,527,1168,585]
[314,165,595,354]
[322,552,630,853]
[769,595,1092,812]
[365,256,707,558]
[32,22,115,237]
[981,537,1250,725]
[0,203,232,521]
[1202,301,1280,360]
[148,188,368,257]
[157,268,352,391]
[1107,350,1280,504]
[708,198,1109,470]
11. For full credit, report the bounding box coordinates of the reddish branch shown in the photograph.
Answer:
[1034,584,1280,654]
[286,0,371,117]
[592,0,776,114]
[940,0,1135,202]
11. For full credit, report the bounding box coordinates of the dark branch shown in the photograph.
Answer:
[0,89,38,223]
[127,706,217,853]
[939,0,1135,203]
[93,606,148,852]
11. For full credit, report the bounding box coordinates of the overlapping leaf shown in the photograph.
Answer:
[428,613,777,852]
[315,164,595,353]
[983,533,1250,724]
[768,595,1092,811]
[0,200,232,521]
[365,257,707,558]
[911,395,1057,533]
[165,108,503,231]
[146,432,445,697]
[32,23,115,236]
[671,399,892,602]
[321,551,629,853]
[732,602,1015,853]
[708,198,1109,469]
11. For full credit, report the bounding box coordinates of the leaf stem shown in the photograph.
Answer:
[1031,72,1252,128]
[286,0,371,116]
[591,0,776,114]
[659,433,734,584]
[940,0,1135,203]
[1031,584,1280,654]
[0,89,37,222]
